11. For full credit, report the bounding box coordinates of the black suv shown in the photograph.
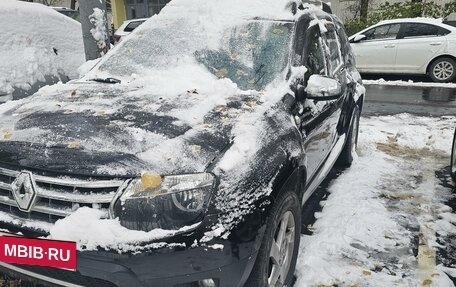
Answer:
[0,2,364,287]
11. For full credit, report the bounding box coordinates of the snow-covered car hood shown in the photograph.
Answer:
[0,81,263,177]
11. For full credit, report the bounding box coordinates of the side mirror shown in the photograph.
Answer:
[351,34,366,43]
[305,75,342,101]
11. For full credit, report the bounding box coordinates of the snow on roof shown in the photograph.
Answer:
[0,0,85,95]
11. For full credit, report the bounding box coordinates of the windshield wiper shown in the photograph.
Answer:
[88,77,122,84]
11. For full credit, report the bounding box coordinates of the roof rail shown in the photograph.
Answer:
[287,0,333,15]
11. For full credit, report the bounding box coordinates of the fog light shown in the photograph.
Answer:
[199,278,217,287]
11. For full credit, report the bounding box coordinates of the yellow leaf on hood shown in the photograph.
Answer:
[2,129,12,140]
[67,141,81,149]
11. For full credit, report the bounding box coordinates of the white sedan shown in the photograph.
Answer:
[349,18,456,82]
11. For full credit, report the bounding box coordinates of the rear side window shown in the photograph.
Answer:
[403,23,450,38]
[124,21,145,32]
[364,24,401,40]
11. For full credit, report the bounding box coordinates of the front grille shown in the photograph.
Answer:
[0,167,125,233]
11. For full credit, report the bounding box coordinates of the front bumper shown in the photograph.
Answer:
[0,229,261,287]
[0,242,259,287]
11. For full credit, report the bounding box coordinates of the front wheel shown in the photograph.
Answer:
[244,190,301,287]
[451,128,456,182]
[429,57,456,83]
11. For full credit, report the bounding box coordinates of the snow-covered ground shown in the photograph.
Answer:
[364,79,456,88]
[296,114,456,287]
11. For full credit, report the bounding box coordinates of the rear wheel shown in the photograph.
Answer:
[337,106,360,167]
[451,128,456,182]
[429,57,456,83]
[244,190,301,287]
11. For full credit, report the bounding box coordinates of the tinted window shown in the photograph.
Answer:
[304,27,327,79]
[404,23,450,37]
[324,27,343,75]
[364,24,401,40]
[124,21,145,32]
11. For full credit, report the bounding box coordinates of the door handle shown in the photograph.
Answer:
[430,42,442,46]
[384,44,395,48]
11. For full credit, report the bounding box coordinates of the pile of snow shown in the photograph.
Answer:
[0,0,85,96]
[48,207,195,252]
[296,114,456,287]
[364,78,456,88]
[89,8,109,55]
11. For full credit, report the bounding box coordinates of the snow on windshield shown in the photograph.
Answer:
[88,0,295,91]
[93,20,293,91]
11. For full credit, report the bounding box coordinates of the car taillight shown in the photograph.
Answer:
[113,34,121,43]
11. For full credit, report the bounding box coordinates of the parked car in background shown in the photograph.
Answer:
[113,18,147,44]
[452,127,456,181]
[0,0,85,103]
[350,18,456,83]
[52,7,80,22]
[0,1,364,286]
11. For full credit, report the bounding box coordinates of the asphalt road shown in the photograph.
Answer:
[364,84,456,116]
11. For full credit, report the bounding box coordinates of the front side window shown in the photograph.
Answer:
[403,23,449,38]
[324,26,343,75]
[304,27,327,79]
[364,24,401,41]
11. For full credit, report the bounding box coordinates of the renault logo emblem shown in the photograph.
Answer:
[11,172,37,212]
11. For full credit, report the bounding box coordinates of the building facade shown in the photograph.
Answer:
[124,0,170,19]
[110,0,170,28]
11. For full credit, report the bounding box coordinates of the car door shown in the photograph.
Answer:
[394,23,450,73]
[350,23,401,73]
[298,21,344,181]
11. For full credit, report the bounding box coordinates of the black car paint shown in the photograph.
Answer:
[0,12,363,287]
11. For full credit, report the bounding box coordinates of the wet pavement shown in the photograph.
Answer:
[364,84,456,116]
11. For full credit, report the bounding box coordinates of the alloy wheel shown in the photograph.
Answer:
[268,211,296,287]
[433,61,454,81]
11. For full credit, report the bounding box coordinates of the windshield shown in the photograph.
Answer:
[94,19,293,91]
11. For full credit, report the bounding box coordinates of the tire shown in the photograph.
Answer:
[429,57,456,83]
[336,106,360,167]
[244,190,301,287]
[451,128,456,182]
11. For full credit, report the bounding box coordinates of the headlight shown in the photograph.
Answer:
[113,172,215,232]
